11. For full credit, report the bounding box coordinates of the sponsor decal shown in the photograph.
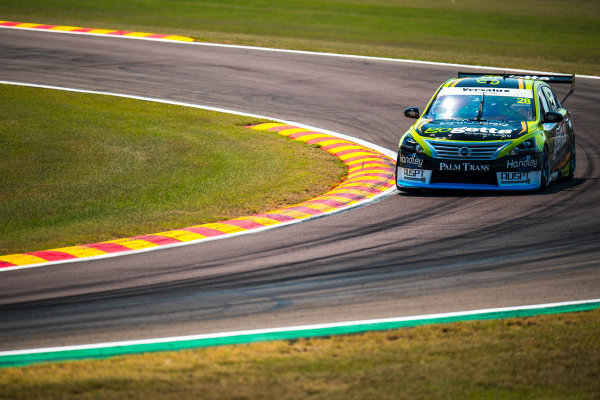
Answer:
[447,127,514,135]
[440,162,490,172]
[400,153,424,168]
[439,87,533,98]
[424,127,452,134]
[508,75,549,81]
[499,172,530,185]
[496,171,540,187]
[506,155,538,169]
[403,168,427,182]
[421,123,520,139]
[398,168,432,184]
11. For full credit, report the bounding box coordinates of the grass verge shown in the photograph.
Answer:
[0,84,346,254]
[1,310,598,399]
[0,0,598,75]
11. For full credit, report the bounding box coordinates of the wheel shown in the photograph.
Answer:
[539,147,551,191]
[566,136,576,181]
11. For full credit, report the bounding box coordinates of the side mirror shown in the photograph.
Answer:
[404,107,420,119]
[542,111,563,124]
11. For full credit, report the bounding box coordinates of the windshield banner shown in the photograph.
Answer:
[439,87,533,98]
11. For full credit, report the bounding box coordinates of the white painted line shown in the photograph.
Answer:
[1,298,598,356]
[2,24,598,80]
[0,80,398,272]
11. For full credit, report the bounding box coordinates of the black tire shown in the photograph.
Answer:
[566,136,576,181]
[539,147,551,191]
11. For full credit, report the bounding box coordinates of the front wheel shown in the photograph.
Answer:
[539,147,551,192]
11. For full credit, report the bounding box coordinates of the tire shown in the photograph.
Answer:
[539,147,551,191]
[566,136,576,181]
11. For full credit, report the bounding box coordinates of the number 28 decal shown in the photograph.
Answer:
[516,98,531,104]
[477,78,500,85]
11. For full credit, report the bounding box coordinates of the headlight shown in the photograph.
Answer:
[509,138,537,157]
[401,134,423,154]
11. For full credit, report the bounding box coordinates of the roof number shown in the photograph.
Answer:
[477,78,500,85]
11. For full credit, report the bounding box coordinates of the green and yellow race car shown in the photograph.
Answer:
[396,72,575,192]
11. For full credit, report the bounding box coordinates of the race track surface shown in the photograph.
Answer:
[1,29,599,351]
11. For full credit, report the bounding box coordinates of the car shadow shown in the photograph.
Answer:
[398,177,586,198]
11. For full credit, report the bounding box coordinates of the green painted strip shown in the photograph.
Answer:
[1,300,599,368]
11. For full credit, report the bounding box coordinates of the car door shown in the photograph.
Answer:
[538,86,561,173]
[543,86,570,170]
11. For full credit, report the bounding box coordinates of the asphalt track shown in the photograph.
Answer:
[1,28,599,351]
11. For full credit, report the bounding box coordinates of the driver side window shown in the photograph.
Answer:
[538,89,550,118]
[543,87,560,111]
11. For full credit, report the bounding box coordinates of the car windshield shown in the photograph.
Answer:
[426,87,535,122]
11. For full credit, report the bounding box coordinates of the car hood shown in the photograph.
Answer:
[416,120,528,141]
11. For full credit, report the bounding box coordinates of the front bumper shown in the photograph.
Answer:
[396,151,542,191]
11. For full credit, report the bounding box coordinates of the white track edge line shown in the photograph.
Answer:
[0,80,398,272]
[1,298,598,356]
[1,25,598,80]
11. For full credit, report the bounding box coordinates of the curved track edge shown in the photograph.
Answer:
[0,81,397,271]
[1,21,598,80]
[1,299,598,367]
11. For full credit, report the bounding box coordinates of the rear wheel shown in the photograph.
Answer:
[539,147,551,191]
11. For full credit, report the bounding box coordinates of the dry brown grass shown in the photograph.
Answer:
[1,310,598,399]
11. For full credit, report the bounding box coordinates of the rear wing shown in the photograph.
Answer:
[457,72,575,104]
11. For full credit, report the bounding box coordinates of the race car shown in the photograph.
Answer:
[396,72,576,192]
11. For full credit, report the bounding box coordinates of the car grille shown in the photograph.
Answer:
[425,140,508,160]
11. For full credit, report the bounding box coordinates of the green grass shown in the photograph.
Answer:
[1,310,598,399]
[0,84,346,254]
[1,0,598,75]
